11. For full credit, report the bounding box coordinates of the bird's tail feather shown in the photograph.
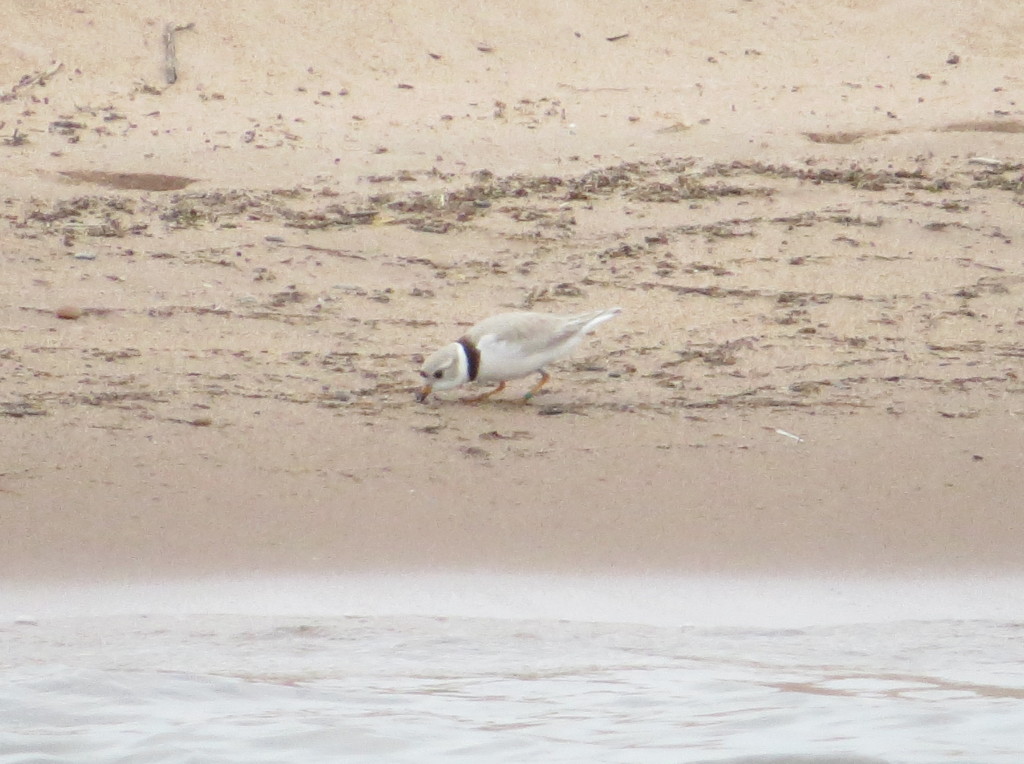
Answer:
[576,306,622,334]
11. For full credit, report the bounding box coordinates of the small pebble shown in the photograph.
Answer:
[14,615,38,626]
[55,305,83,320]
[538,404,566,416]
[73,252,97,260]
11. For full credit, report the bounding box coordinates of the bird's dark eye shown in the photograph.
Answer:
[433,370,443,379]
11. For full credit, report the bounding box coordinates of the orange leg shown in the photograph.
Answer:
[463,380,506,403]
[522,370,551,402]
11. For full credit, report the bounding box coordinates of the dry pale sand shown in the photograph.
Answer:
[2,1,1024,581]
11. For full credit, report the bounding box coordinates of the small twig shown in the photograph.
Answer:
[164,22,195,85]
[2,128,28,146]
[0,60,63,102]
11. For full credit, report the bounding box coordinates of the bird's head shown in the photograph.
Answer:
[415,343,466,402]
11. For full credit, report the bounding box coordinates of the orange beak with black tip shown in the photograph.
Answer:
[416,372,432,403]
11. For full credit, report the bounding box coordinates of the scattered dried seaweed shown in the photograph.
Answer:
[804,131,869,144]
[0,61,63,102]
[6,149,1023,424]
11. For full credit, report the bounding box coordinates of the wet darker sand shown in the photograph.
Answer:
[5,403,1021,580]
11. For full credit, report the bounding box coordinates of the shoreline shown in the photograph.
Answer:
[6,571,1024,628]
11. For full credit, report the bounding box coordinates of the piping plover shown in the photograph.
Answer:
[416,307,621,403]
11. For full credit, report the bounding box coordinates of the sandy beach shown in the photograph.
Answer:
[3,0,1024,581]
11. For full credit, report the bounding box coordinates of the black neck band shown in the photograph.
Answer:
[457,337,480,382]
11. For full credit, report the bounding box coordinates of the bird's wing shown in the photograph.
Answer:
[469,313,574,356]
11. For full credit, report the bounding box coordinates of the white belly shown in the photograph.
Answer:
[475,336,582,382]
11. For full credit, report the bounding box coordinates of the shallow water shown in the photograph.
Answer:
[3,574,1023,763]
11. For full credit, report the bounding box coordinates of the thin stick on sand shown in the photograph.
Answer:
[163,22,196,85]
[0,60,63,102]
